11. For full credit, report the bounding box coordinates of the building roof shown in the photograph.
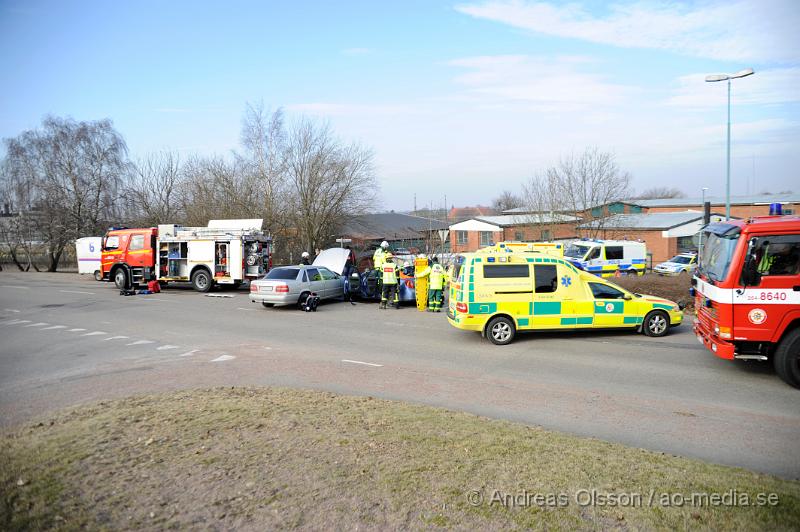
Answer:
[449,205,498,220]
[476,213,580,226]
[340,212,448,241]
[449,219,502,232]
[578,211,716,230]
[629,193,800,208]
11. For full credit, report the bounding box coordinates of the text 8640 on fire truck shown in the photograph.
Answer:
[101,219,272,292]
[693,214,800,388]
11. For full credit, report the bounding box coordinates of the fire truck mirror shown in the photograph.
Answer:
[741,238,762,287]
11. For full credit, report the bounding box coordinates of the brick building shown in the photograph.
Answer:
[449,214,578,252]
[630,193,799,218]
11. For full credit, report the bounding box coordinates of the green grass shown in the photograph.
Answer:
[2,387,798,530]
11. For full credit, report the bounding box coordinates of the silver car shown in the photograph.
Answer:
[249,265,346,307]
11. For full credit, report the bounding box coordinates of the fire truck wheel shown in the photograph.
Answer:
[486,316,515,345]
[774,328,800,389]
[191,269,213,293]
[643,310,669,337]
[113,269,129,290]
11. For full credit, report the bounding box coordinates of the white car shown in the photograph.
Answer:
[654,253,697,276]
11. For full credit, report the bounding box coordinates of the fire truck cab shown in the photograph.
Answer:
[693,215,800,388]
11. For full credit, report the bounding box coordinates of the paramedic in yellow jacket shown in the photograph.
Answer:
[427,258,447,312]
[380,252,400,309]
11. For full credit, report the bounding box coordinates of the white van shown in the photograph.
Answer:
[564,240,647,277]
[75,237,102,280]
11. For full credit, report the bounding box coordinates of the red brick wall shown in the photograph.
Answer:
[450,230,503,253]
[645,203,799,218]
[502,223,577,242]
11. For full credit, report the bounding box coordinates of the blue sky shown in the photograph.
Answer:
[1,0,798,211]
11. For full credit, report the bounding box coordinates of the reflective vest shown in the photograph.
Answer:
[429,264,446,290]
[373,248,385,270]
[382,262,398,284]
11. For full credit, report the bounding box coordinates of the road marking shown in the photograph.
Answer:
[236,307,255,311]
[59,290,95,295]
[67,328,87,332]
[342,359,384,368]
[0,285,29,289]
[42,325,68,330]
[82,331,107,337]
[25,322,50,327]
[156,345,180,351]
[178,350,199,357]
[3,308,21,313]
[103,335,129,341]
[127,340,154,346]
[211,354,235,362]
[6,319,31,325]
[140,298,166,301]
[208,294,235,298]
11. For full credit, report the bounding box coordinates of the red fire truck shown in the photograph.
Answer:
[693,215,800,388]
[101,219,272,292]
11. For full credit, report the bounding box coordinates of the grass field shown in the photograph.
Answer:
[2,387,798,530]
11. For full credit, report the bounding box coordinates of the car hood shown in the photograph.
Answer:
[656,261,683,269]
[313,248,349,275]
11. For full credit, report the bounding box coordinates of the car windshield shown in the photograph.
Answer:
[699,232,739,282]
[671,256,692,264]
[266,268,299,280]
[565,244,590,259]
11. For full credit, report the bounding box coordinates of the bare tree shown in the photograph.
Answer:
[126,151,183,226]
[283,119,378,252]
[1,116,129,271]
[634,186,686,199]
[491,190,523,212]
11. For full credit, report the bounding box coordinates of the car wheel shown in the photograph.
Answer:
[626,269,638,276]
[261,302,274,308]
[297,292,310,310]
[486,316,515,345]
[191,269,212,293]
[113,269,128,290]
[774,328,800,389]
[94,270,102,282]
[643,310,669,337]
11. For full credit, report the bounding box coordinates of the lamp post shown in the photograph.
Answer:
[698,187,709,253]
[705,68,754,220]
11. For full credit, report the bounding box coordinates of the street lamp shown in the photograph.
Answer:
[698,187,709,253]
[705,68,754,220]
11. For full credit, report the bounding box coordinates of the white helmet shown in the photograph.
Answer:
[418,253,427,259]
[301,251,310,258]
[404,261,410,267]
[381,241,389,248]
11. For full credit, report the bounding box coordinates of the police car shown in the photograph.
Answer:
[447,250,683,345]
[654,253,697,276]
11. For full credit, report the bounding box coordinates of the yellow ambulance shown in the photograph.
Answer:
[447,250,683,345]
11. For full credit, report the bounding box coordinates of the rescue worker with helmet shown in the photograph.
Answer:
[373,240,389,272]
[427,257,447,312]
[300,251,311,265]
[380,252,400,309]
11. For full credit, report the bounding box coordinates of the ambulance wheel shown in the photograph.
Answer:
[486,316,515,345]
[93,270,102,282]
[191,269,213,293]
[773,328,800,389]
[643,310,669,337]
[113,269,129,290]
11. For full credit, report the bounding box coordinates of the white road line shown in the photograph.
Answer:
[6,319,31,325]
[82,331,107,337]
[140,298,166,301]
[156,345,180,351]
[25,322,50,327]
[3,309,21,313]
[127,340,155,346]
[178,350,199,357]
[59,290,95,295]
[342,359,384,368]
[211,354,235,362]
[236,307,255,311]
[103,335,129,341]
[67,328,87,332]
[0,285,29,289]
[42,325,67,330]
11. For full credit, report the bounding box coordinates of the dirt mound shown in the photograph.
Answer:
[614,273,694,310]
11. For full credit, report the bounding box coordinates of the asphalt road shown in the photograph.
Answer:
[1,271,798,479]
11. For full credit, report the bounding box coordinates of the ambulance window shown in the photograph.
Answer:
[483,265,529,278]
[586,247,600,260]
[534,265,557,293]
[129,234,145,251]
[605,246,623,260]
[589,283,625,300]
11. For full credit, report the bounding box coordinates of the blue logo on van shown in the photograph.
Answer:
[561,275,572,288]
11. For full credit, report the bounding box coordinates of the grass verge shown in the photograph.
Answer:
[2,387,798,530]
